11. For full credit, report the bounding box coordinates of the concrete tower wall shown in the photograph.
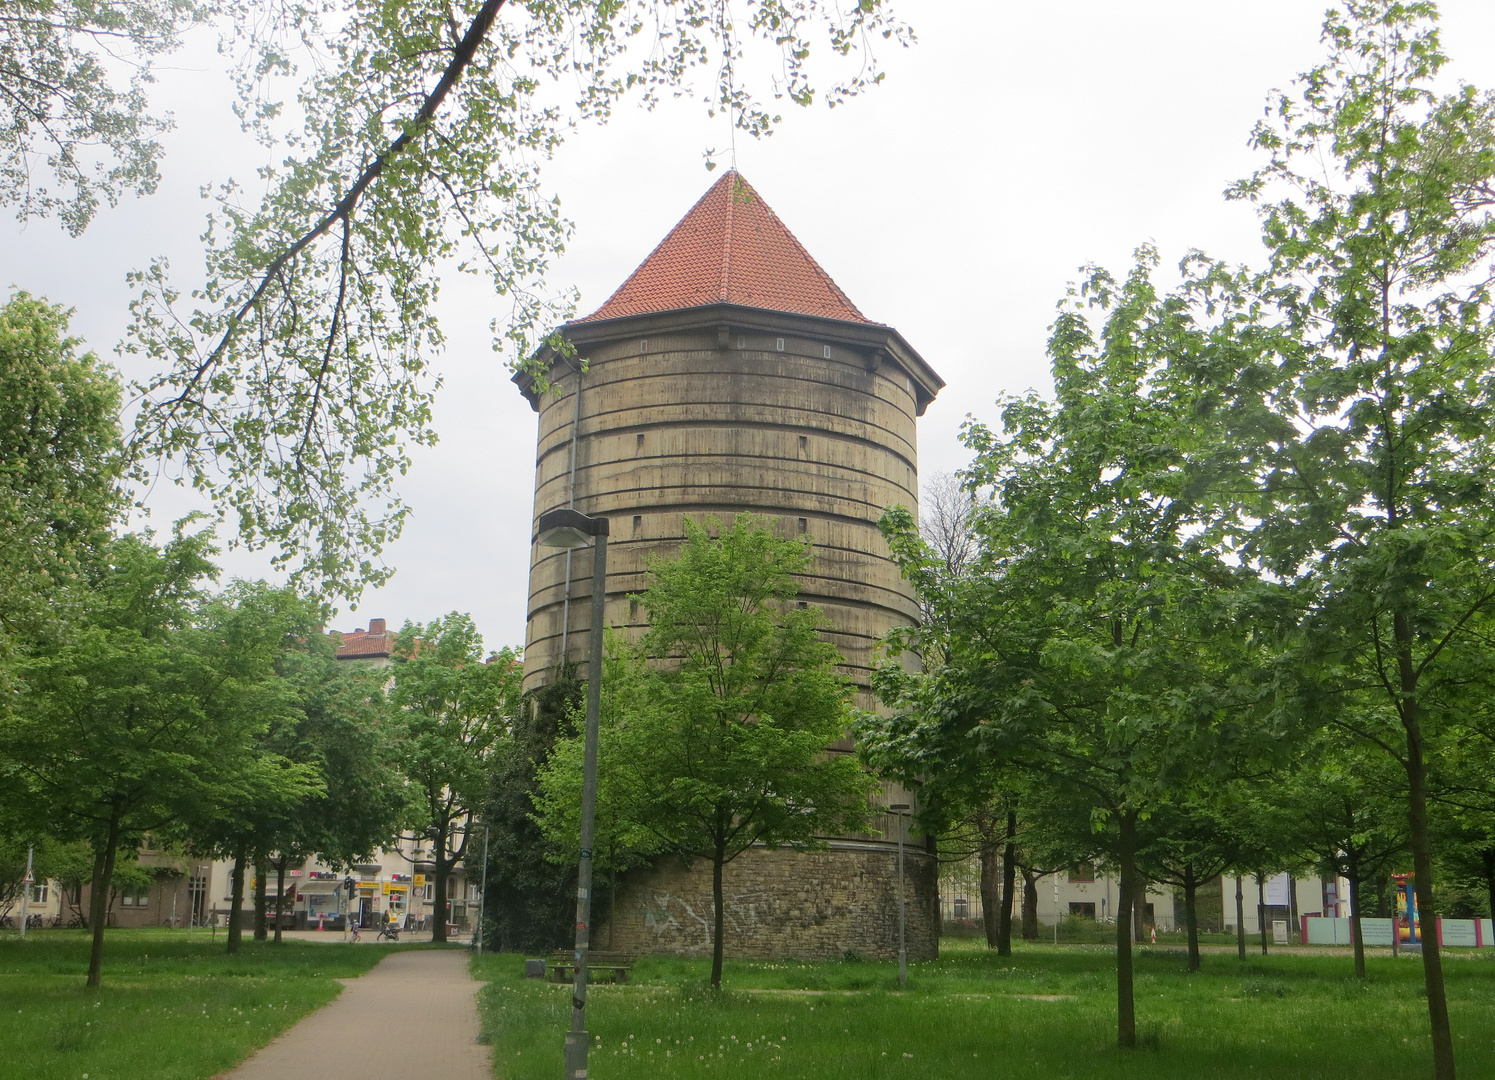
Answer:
[519,310,940,961]
[522,318,923,699]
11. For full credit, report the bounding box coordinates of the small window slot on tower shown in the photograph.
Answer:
[798,435,808,452]
[776,337,785,352]
[640,339,648,353]
[823,345,832,359]
[797,601,808,609]
[629,599,640,619]
[632,514,642,534]
[797,517,808,534]
[636,432,645,452]
[737,336,746,350]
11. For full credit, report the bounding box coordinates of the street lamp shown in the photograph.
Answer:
[888,803,911,989]
[535,507,610,1080]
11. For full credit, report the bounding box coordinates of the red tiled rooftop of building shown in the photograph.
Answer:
[575,170,875,326]
[334,617,392,660]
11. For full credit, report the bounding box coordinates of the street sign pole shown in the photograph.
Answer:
[18,845,33,941]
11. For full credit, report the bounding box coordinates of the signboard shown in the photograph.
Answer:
[1272,919,1288,945]
[1441,919,1478,947]
[1264,873,1292,907]
[413,874,425,887]
[289,869,302,877]
[1394,875,1420,943]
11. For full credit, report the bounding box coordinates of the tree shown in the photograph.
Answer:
[531,655,666,949]
[0,2,209,234]
[541,516,873,989]
[0,292,125,673]
[1138,793,1248,972]
[859,251,1287,1048]
[0,528,320,983]
[1208,5,1495,1073]
[112,0,909,597]
[1278,734,1409,978]
[479,665,584,953]
[390,613,521,944]
[258,635,414,943]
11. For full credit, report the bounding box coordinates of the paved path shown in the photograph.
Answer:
[220,949,490,1079]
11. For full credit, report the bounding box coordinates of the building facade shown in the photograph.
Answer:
[515,171,945,961]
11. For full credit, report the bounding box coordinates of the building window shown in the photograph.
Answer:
[736,336,746,349]
[424,884,433,901]
[798,434,808,452]
[1069,863,1096,883]
[632,514,642,533]
[822,345,832,359]
[120,890,149,907]
[31,882,49,904]
[775,337,785,352]
[952,897,969,919]
[797,517,808,533]
[640,339,648,353]
[1069,902,1096,920]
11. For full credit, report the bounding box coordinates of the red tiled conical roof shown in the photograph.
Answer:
[575,171,874,325]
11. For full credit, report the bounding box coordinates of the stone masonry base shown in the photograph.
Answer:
[595,843,939,961]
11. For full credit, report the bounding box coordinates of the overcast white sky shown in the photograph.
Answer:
[5,1,1495,648]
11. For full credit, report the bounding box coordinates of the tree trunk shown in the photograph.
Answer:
[253,864,267,941]
[1257,875,1268,955]
[1288,874,1301,945]
[227,849,247,954]
[1347,862,1366,981]
[1234,875,1246,961]
[1021,871,1038,941]
[710,844,726,990]
[1403,697,1456,1080]
[1115,812,1138,1049]
[85,812,122,989]
[979,841,1001,948]
[997,809,1017,956]
[432,839,448,944]
[1183,864,1200,972]
[273,859,287,945]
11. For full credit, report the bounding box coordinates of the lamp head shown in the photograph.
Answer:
[536,507,609,549]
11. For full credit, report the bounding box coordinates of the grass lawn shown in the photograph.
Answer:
[473,938,1495,1078]
[0,929,416,1080]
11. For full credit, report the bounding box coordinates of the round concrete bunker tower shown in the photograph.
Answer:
[515,171,944,960]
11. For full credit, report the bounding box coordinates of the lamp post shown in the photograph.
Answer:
[536,507,610,1080]
[888,803,910,989]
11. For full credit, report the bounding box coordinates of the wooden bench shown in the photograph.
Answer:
[547,951,635,984]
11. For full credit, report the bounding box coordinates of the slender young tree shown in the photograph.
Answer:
[1209,6,1495,1073]
[541,516,873,989]
[390,614,521,943]
[1278,734,1409,979]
